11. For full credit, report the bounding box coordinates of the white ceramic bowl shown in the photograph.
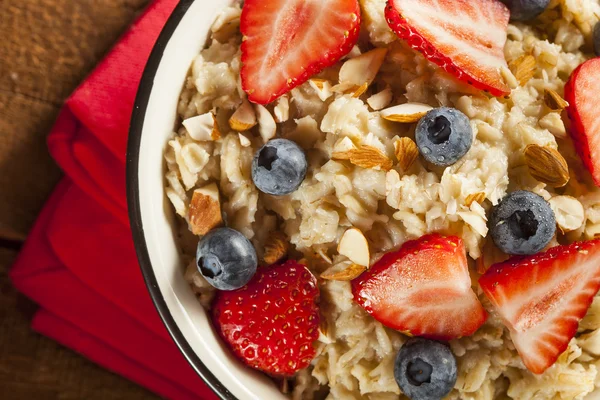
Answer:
[127,1,285,399]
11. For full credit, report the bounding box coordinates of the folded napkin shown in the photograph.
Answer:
[10,0,218,398]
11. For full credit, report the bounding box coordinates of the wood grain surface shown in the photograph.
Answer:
[0,0,159,398]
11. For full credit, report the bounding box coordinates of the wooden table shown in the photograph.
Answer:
[0,1,159,398]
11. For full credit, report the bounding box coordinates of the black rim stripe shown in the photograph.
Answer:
[127,1,236,399]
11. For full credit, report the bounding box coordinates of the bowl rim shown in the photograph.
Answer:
[126,1,237,399]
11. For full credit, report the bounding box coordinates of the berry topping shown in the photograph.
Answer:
[212,261,320,376]
[415,107,473,167]
[479,239,600,374]
[500,0,550,22]
[196,227,258,291]
[352,234,487,341]
[240,0,361,105]
[394,338,457,400]
[252,139,308,196]
[489,191,556,256]
[385,0,511,96]
[564,58,600,186]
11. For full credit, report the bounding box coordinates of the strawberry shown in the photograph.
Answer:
[564,58,600,186]
[212,261,320,376]
[352,234,487,341]
[240,0,361,105]
[479,239,600,374]
[385,0,511,96]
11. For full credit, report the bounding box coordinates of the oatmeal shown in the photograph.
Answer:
[165,0,600,399]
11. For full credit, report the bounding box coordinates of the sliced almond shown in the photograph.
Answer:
[465,192,486,207]
[394,137,419,171]
[189,183,223,235]
[509,54,536,87]
[352,82,369,98]
[339,48,388,88]
[320,264,367,281]
[309,78,334,101]
[229,100,257,131]
[263,231,289,264]
[183,112,221,141]
[333,145,393,171]
[548,195,585,233]
[544,89,569,111]
[524,144,570,187]
[273,95,290,123]
[338,228,370,266]
[255,104,277,142]
[367,87,393,110]
[380,103,433,123]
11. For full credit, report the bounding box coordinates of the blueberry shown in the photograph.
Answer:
[489,190,556,255]
[501,0,550,22]
[196,227,258,291]
[394,338,457,400]
[415,107,473,167]
[594,22,600,56]
[252,139,307,196]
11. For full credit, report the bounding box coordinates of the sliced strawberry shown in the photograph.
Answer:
[352,234,487,341]
[212,261,320,376]
[240,0,361,105]
[385,0,511,96]
[565,58,600,186]
[479,239,600,374]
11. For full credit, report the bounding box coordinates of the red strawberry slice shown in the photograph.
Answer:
[479,239,600,374]
[565,58,600,187]
[240,0,361,105]
[212,261,320,376]
[352,234,487,340]
[385,0,511,96]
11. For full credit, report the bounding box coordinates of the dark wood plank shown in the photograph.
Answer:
[0,248,159,400]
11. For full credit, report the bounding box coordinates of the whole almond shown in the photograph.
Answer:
[524,144,570,187]
[394,137,419,171]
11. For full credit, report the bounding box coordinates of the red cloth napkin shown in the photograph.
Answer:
[10,0,218,398]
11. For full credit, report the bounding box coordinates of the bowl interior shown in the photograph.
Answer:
[128,1,286,399]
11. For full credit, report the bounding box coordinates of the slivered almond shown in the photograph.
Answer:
[509,54,536,86]
[189,183,223,235]
[333,145,393,171]
[320,264,367,281]
[544,89,569,111]
[183,112,221,141]
[263,231,289,265]
[394,137,419,171]
[338,228,370,266]
[255,104,276,142]
[380,103,433,123]
[524,144,570,187]
[229,100,257,131]
[465,192,486,207]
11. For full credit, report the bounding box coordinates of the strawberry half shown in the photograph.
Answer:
[352,234,487,340]
[564,58,600,186]
[479,239,600,374]
[212,261,320,376]
[385,0,511,96]
[240,0,361,105]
